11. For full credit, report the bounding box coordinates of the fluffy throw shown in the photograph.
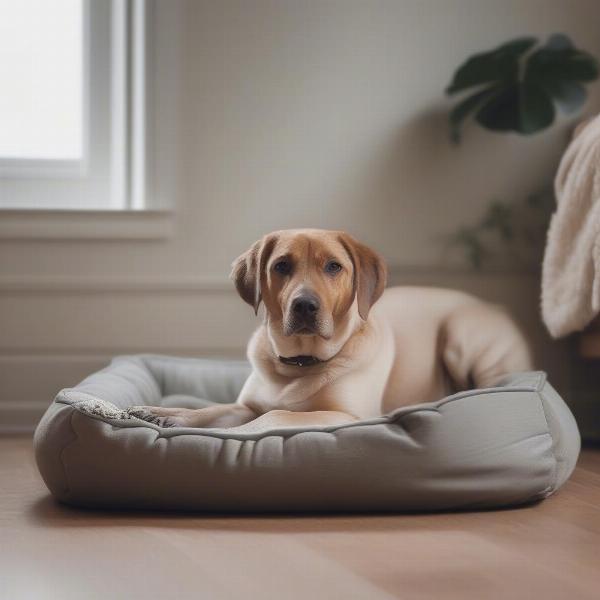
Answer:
[542,115,600,338]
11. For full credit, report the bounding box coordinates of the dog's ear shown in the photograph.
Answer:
[338,233,387,320]
[230,235,277,314]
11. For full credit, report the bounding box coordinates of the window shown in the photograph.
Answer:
[0,0,150,211]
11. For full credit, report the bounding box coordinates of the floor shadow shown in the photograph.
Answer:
[27,493,539,534]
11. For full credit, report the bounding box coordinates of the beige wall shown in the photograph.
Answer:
[1,0,598,430]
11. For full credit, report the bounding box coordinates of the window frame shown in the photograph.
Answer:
[0,0,153,212]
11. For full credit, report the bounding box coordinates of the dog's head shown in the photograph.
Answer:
[231,229,387,340]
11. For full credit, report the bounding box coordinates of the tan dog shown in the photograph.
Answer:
[133,229,532,430]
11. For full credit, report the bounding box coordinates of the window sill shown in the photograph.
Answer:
[0,208,174,240]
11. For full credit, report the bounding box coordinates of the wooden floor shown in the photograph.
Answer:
[1,437,600,600]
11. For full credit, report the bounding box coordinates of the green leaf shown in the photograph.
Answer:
[474,83,554,134]
[446,34,599,138]
[541,80,586,114]
[446,37,537,95]
[518,83,556,134]
[453,227,486,269]
[481,202,514,240]
[474,84,521,131]
[527,47,599,84]
[449,86,499,143]
[544,33,573,51]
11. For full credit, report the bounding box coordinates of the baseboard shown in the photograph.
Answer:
[0,350,247,432]
[0,401,49,434]
[0,355,110,433]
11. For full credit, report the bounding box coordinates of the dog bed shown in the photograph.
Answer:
[34,354,580,512]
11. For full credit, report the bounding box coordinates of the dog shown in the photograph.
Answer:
[132,229,532,430]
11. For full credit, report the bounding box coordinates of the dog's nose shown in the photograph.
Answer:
[292,294,320,317]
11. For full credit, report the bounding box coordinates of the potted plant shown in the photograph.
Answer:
[445,34,598,269]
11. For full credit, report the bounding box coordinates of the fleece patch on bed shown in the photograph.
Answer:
[34,355,580,512]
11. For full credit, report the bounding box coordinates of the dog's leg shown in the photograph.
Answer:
[128,404,257,428]
[441,303,533,390]
[236,368,348,414]
[228,409,358,433]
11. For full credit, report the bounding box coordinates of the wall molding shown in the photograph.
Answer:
[0,275,232,294]
[0,265,539,294]
[0,209,174,241]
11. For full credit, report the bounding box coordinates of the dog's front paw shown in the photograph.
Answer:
[127,406,177,427]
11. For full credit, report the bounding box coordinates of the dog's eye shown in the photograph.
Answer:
[273,260,292,275]
[325,261,342,274]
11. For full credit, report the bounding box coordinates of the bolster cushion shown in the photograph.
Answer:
[34,355,580,512]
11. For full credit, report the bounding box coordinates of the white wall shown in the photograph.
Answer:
[1,0,598,430]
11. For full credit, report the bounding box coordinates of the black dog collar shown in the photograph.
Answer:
[278,355,322,367]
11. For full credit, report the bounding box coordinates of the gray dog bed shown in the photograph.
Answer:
[34,355,580,512]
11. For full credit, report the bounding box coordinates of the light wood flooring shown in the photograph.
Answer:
[1,436,599,600]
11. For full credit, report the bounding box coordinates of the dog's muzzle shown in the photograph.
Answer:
[286,292,320,335]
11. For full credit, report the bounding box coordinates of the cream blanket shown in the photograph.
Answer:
[542,115,600,338]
